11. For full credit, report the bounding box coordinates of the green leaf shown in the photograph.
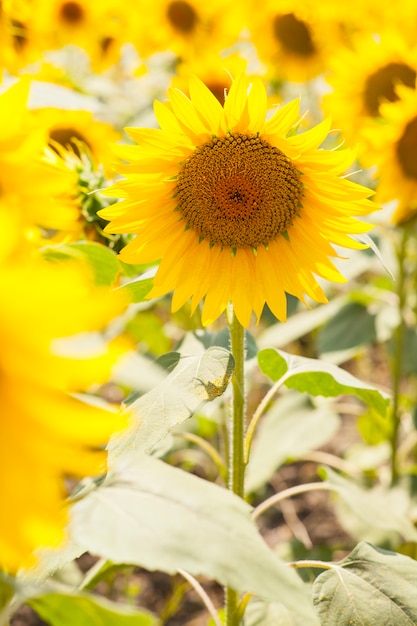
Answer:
[313,542,417,625]
[69,453,314,623]
[258,348,390,417]
[258,348,288,381]
[320,467,417,543]
[42,242,120,286]
[0,573,15,611]
[28,592,158,626]
[245,596,319,626]
[389,326,417,375]
[318,302,377,354]
[108,347,234,461]
[116,277,153,303]
[246,394,340,493]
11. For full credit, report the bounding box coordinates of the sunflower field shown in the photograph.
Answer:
[2,1,417,624]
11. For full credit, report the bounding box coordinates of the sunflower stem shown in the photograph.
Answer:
[390,225,409,484]
[225,304,246,626]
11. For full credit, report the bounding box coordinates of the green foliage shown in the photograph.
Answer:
[317,301,377,354]
[246,394,340,493]
[258,348,390,416]
[68,453,315,622]
[116,276,154,303]
[108,347,234,461]
[320,467,417,544]
[0,574,14,612]
[42,242,120,286]
[313,542,417,625]
[28,592,159,626]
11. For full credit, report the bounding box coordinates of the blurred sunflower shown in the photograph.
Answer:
[30,0,128,70]
[99,74,377,328]
[364,86,417,225]
[0,80,118,245]
[0,246,127,572]
[0,79,80,246]
[131,0,246,61]
[170,52,250,104]
[33,107,120,171]
[323,32,417,151]
[0,0,42,75]
[247,0,343,83]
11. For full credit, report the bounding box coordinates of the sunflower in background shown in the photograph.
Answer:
[0,80,123,246]
[99,74,377,328]
[129,0,247,62]
[33,107,120,171]
[170,51,254,105]
[323,31,417,155]
[0,79,79,248]
[246,0,345,84]
[362,85,417,225]
[19,0,129,71]
[0,0,43,76]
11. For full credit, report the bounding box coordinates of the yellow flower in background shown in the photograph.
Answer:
[364,86,417,225]
[170,52,250,105]
[0,250,128,572]
[131,0,246,61]
[99,74,377,328]
[0,0,42,75]
[247,0,343,83]
[33,107,120,170]
[0,79,80,247]
[323,31,417,152]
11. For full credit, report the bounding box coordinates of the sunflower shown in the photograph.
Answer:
[99,74,376,328]
[323,31,417,152]
[0,0,42,75]
[170,51,252,105]
[130,0,246,61]
[246,0,344,83]
[0,79,81,246]
[364,85,417,225]
[28,0,128,70]
[32,107,120,172]
[0,246,127,572]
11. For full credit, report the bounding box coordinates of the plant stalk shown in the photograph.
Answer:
[225,305,246,626]
[390,226,408,483]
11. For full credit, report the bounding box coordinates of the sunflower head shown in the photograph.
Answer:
[363,85,417,225]
[100,73,377,327]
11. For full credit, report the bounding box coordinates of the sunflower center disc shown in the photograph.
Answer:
[364,63,416,116]
[59,1,85,24]
[176,133,302,248]
[397,116,417,180]
[166,1,198,33]
[273,13,315,56]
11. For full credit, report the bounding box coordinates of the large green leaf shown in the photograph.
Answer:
[258,348,390,417]
[28,592,158,626]
[246,394,340,493]
[313,542,417,625]
[69,453,314,624]
[244,596,319,626]
[108,347,234,461]
[320,467,417,543]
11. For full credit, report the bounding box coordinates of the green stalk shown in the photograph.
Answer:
[225,304,246,626]
[390,226,409,483]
